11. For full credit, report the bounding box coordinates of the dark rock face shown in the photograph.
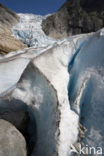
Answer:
[0,119,27,156]
[42,0,104,39]
[80,0,104,12]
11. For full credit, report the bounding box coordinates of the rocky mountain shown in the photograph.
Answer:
[0,3,26,55]
[42,0,104,39]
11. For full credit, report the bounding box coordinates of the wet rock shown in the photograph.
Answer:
[0,119,27,156]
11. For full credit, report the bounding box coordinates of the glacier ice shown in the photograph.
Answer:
[0,58,29,97]
[12,14,56,48]
[68,30,104,154]
[0,29,87,155]
[11,63,58,156]
[0,12,104,156]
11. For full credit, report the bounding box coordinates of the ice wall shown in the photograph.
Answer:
[68,30,104,154]
[10,63,58,156]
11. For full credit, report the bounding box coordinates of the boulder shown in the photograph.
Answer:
[0,119,27,156]
[0,99,36,155]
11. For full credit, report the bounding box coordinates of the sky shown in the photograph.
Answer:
[1,0,66,15]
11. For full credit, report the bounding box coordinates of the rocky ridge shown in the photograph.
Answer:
[42,0,104,39]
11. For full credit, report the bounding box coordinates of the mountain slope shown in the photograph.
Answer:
[0,3,19,27]
[42,0,104,39]
[0,3,26,55]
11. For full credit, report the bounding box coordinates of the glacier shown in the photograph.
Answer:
[0,13,104,156]
[12,14,56,48]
